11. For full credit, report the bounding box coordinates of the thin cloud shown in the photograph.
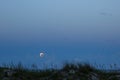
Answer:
[100,12,112,16]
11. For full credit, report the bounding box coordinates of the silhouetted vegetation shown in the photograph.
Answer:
[0,62,120,80]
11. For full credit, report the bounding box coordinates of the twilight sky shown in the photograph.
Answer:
[0,0,120,68]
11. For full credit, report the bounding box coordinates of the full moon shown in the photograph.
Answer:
[40,52,44,57]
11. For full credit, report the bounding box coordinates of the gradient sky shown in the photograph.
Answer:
[0,0,120,68]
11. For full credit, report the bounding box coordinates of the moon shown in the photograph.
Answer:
[40,52,44,57]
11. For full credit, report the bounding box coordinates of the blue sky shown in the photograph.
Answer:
[0,0,120,68]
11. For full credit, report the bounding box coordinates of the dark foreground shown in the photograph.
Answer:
[0,63,120,80]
